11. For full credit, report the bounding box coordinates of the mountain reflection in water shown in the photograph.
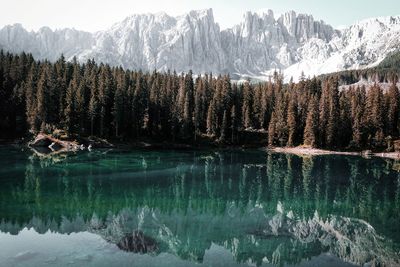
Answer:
[0,147,399,266]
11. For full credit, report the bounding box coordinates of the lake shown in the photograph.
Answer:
[0,146,399,267]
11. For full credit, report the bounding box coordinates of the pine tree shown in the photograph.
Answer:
[75,79,88,134]
[304,95,319,147]
[64,81,77,134]
[274,93,288,146]
[363,84,384,147]
[36,65,53,131]
[54,55,67,124]
[338,91,352,148]
[268,111,277,146]
[194,77,203,141]
[260,84,268,129]
[319,82,329,147]
[112,81,124,138]
[149,73,160,136]
[242,82,253,129]
[182,91,194,139]
[231,105,237,143]
[25,64,38,132]
[326,78,339,148]
[88,74,99,136]
[253,84,263,128]
[220,110,228,142]
[133,72,146,138]
[350,86,365,148]
[287,98,297,147]
[386,83,399,137]
[206,101,216,136]
[352,104,363,148]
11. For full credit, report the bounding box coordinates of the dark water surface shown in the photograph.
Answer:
[0,146,399,267]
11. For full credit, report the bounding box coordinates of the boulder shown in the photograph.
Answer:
[117,230,158,254]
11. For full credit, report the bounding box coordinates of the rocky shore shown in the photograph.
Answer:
[268,146,400,160]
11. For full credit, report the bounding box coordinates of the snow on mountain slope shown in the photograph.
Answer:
[0,23,94,62]
[0,9,399,81]
[283,16,400,80]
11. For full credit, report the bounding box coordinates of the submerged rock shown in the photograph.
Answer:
[86,136,114,149]
[117,230,158,254]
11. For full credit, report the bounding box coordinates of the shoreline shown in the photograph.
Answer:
[3,137,400,160]
[267,146,400,160]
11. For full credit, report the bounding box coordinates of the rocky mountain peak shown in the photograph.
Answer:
[1,9,399,82]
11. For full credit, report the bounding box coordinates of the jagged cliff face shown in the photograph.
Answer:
[78,9,227,74]
[0,9,400,81]
[221,10,339,76]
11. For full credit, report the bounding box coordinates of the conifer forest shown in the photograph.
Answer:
[1,51,399,150]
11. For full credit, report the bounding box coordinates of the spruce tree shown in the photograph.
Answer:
[231,105,237,144]
[112,81,125,138]
[242,82,253,129]
[274,93,288,146]
[287,98,297,147]
[206,101,216,136]
[386,83,399,137]
[64,81,77,134]
[36,65,53,131]
[268,111,277,146]
[220,110,228,142]
[326,78,339,148]
[25,64,38,132]
[304,95,319,147]
[88,74,99,136]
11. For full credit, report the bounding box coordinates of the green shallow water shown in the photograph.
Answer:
[0,146,399,267]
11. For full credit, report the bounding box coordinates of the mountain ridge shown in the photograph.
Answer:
[1,8,399,81]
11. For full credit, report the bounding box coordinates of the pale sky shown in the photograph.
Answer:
[1,0,400,32]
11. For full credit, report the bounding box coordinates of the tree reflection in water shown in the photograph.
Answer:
[0,148,399,266]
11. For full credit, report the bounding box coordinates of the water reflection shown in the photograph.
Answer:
[0,148,399,266]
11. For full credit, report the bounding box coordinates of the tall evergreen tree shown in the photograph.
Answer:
[268,111,277,147]
[304,95,319,147]
[64,81,77,134]
[287,98,297,147]
[326,78,339,148]
[386,83,399,137]
[88,74,99,136]
[25,64,38,132]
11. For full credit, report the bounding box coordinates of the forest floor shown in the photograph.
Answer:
[268,146,400,160]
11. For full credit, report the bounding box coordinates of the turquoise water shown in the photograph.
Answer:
[0,146,399,267]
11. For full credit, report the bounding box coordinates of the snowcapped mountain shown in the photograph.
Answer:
[1,9,399,81]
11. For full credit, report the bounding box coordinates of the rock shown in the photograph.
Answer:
[117,230,158,254]
[29,133,79,152]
